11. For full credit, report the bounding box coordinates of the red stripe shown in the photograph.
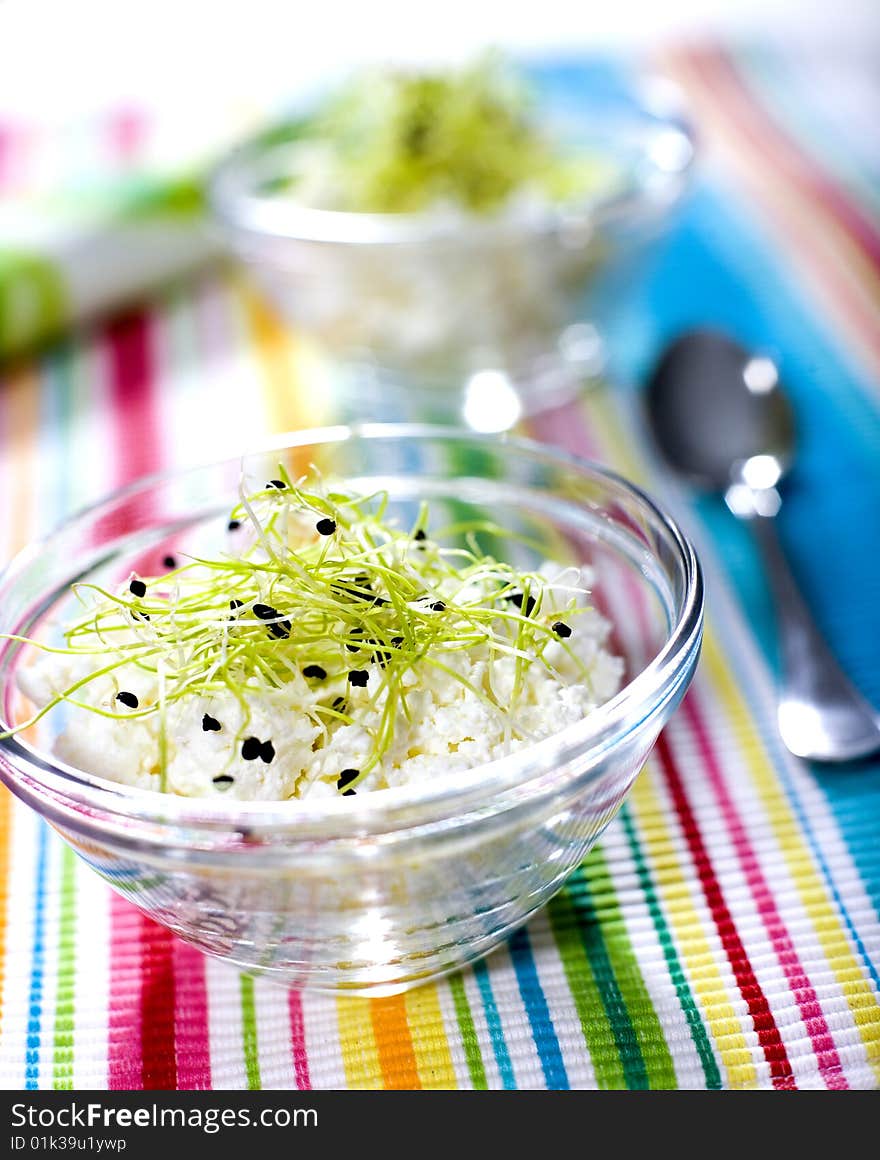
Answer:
[139,919,178,1090]
[288,992,312,1089]
[105,310,163,484]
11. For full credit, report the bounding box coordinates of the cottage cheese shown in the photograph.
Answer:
[17,562,622,801]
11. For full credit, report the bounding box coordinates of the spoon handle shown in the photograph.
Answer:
[750,513,880,763]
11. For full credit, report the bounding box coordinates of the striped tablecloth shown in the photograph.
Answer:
[0,44,878,1091]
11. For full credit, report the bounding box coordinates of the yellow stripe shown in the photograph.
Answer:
[404,982,458,1089]
[335,997,384,1089]
[236,277,330,437]
[630,771,757,1088]
[701,635,880,1082]
[590,392,880,1081]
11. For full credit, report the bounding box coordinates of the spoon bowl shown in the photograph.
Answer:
[645,328,880,763]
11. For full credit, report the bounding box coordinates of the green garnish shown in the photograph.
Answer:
[284,54,611,215]
[2,474,595,795]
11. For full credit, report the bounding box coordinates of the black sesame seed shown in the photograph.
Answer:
[227,519,241,531]
[163,555,176,569]
[508,592,536,616]
[552,621,572,639]
[345,627,365,653]
[337,768,359,791]
[428,600,446,612]
[129,579,146,598]
[267,620,291,640]
[253,603,278,620]
[133,611,150,622]
[303,664,327,680]
[116,691,139,709]
[348,670,369,687]
[414,528,427,542]
[342,788,357,796]
[241,736,262,761]
[259,740,275,764]
[331,696,347,712]
[390,636,404,648]
[267,479,287,489]
[316,518,336,536]
[229,599,244,611]
[202,714,222,732]
[212,774,235,787]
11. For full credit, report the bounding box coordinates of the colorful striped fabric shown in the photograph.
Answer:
[0,45,878,1090]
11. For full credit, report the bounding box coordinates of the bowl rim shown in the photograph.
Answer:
[206,84,697,247]
[0,423,704,839]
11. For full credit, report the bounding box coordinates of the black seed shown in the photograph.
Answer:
[259,740,275,764]
[337,768,359,791]
[316,518,336,536]
[331,697,347,712]
[345,627,365,652]
[116,691,139,709]
[202,714,222,732]
[508,592,536,616]
[253,603,279,620]
[428,600,446,612]
[552,621,572,639]
[129,579,146,598]
[267,479,287,489]
[267,620,291,640]
[342,788,357,796]
[227,519,241,531]
[162,555,176,569]
[241,736,262,761]
[348,670,369,687]
[390,636,404,648]
[229,599,244,611]
[414,528,427,542]
[212,774,235,786]
[303,664,327,680]
[133,611,150,622]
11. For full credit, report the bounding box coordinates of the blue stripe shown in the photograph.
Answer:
[24,820,49,1088]
[472,959,517,1090]
[507,926,570,1089]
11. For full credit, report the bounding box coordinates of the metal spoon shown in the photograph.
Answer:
[645,328,880,763]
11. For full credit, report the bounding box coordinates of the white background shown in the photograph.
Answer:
[1,0,878,119]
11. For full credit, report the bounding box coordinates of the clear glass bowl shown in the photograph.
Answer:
[207,84,695,424]
[0,426,703,995]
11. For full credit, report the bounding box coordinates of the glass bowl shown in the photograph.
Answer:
[207,81,695,426]
[0,426,703,995]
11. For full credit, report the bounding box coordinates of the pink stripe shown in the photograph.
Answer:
[528,398,849,1087]
[107,896,144,1090]
[173,942,212,1089]
[288,992,312,1089]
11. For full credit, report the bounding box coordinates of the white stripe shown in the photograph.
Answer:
[298,992,346,1090]
[204,958,248,1088]
[250,975,296,1090]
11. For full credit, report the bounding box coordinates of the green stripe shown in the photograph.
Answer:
[573,848,677,1089]
[51,846,77,1089]
[447,974,488,1089]
[547,887,627,1088]
[620,806,722,1088]
[239,976,262,1090]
